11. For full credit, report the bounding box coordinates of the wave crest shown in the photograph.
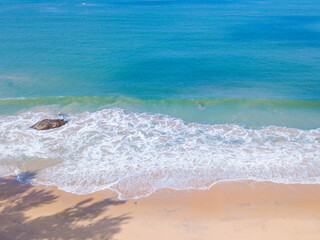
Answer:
[0,108,320,199]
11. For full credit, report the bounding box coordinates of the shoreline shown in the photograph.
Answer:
[29,178,320,201]
[1,177,320,239]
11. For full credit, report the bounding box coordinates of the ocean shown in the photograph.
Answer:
[0,0,320,199]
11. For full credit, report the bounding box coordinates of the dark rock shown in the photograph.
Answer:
[31,119,68,130]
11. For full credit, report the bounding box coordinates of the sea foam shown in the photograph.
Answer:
[0,108,320,199]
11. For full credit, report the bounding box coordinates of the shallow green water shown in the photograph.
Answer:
[1,96,320,129]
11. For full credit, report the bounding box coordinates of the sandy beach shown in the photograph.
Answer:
[1,177,320,240]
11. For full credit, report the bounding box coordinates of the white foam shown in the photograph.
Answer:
[0,108,319,199]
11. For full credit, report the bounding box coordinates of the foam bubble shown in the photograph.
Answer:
[0,108,319,199]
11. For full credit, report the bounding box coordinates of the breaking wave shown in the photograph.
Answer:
[0,108,320,199]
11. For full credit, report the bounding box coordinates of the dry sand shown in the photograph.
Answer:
[1,177,320,240]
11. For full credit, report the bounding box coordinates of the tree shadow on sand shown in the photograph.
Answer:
[0,172,130,240]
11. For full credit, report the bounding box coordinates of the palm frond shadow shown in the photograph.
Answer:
[0,172,130,240]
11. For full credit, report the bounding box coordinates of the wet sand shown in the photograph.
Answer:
[1,177,320,240]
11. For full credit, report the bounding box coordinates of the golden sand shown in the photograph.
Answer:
[1,177,320,240]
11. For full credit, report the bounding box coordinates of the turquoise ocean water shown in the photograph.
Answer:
[1,0,320,199]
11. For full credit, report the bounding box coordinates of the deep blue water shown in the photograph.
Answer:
[1,0,320,99]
